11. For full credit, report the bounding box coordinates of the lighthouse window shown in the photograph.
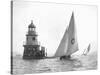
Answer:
[33,48,35,50]
[32,37,35,40]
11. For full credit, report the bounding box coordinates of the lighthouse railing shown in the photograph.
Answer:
[23,41,40,46]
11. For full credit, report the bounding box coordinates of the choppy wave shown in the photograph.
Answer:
[12,51,97,75]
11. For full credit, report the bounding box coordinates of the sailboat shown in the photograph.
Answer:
[83,44,91,56]
[54,12,79,60]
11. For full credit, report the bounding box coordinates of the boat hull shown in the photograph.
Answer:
[60,55,71,60]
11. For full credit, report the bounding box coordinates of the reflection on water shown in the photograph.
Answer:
[13,52,97,75]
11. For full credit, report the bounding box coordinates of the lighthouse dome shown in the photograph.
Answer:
[28,20,36,28]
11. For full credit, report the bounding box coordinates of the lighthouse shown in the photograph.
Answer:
[23,20,46,59]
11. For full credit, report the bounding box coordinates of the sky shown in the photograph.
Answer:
[13,1,97,56]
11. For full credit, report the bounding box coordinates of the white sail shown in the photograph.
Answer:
[83,44,91,55]
[54,26,69,57]
[87,44,91,52]
[65,12,79,56]
[54,12,78,57]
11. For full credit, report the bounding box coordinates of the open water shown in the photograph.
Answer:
[13,52,97,75]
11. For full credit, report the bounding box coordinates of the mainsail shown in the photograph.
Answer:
[54,12,78,57]
[65,12,78,56]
